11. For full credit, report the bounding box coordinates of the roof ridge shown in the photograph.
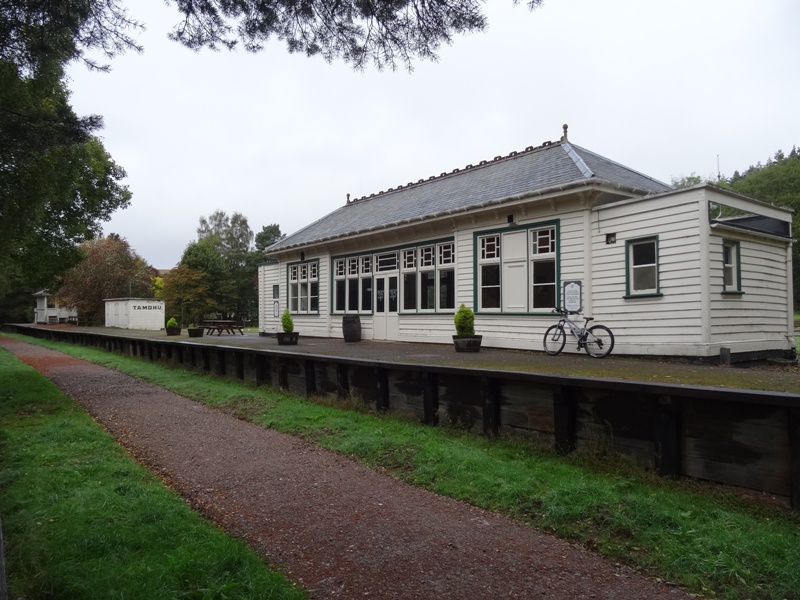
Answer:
[561,142,595,179]
[570,144,673,190]
[346,138,563,206]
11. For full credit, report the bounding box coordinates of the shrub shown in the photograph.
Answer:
[166,317,178,329]
[453,304,475,336]
[280,309,294,333]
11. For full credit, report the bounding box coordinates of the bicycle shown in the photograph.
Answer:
[543,308,615,358]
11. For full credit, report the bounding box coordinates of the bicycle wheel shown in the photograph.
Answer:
[584,325,614,358]
[543,325,566,355]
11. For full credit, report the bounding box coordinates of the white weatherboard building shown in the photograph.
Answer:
[33,290,77,324]
[258,129,794,361]
[104,298,165,330]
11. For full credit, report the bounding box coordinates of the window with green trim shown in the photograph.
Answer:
[722,240,741,293]
[626,237,659,297]
[288,260,319,314]
[476,223,558,313]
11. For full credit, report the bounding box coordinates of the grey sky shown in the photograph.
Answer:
[66,0,800,269]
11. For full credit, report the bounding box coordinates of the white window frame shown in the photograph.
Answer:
[288,260,319,314]
[626,236,660,297]
[399,241,456,313]
[722,240,742,294]
[476,223,560,313]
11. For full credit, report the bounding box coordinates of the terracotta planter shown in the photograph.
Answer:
[276,331,299,345]
[453,335,482,352]
[187,327,204,338]
[166,327,182,336]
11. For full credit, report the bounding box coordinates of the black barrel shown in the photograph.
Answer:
[342,315,361,342]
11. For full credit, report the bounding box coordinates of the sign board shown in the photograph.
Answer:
[273,300,280,317]
[562,280,583,313]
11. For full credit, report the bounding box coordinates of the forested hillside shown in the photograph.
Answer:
[727,148,800,306]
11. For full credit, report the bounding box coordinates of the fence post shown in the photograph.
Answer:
[654,395,682,478]
[553,385,578,455]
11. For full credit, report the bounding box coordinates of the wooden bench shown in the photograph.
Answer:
[202,320,245,335]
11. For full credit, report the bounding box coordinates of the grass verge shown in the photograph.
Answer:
[3,333,800,600]
[0,347,306,600]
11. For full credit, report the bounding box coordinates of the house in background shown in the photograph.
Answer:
[33,290,77,324]
[258,126,794,361]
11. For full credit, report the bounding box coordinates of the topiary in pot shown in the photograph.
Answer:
[165,316,182,336]
[453,304,481,352]
[277,309,298,345]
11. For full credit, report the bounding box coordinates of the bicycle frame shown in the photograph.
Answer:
[544,308,615,358]
[559,312,590,348]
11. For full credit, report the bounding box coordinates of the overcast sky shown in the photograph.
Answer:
[66,0,800,269]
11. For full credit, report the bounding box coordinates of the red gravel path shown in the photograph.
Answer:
[1,337,692,599]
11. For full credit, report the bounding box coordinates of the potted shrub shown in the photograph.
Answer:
[165,317,182,336]
[187,323,204,338]
[453,304,482,352]
[276,309,299,345]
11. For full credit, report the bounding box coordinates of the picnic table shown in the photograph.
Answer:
[202,320,245,335]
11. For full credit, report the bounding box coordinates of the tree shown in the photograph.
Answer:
[196,211,258,320]
[1,0,143,74]
[726,148,800,306]
[670,173,705,189]
[54,235,155,324]
[255,224,285,254]
[159,263,218,326]
[165,0,543,70]
[0,59,132,298]
[0,1,137,302]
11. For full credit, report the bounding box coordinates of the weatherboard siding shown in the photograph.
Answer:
[591,194,705,355]
[708,234,792,348]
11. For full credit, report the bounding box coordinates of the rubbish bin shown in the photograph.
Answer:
[342,315,361,342]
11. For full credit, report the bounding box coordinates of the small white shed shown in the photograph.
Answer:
[33,290,77,324]
[104,298,165,330]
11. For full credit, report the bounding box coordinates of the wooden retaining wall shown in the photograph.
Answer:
[5,324,800,509]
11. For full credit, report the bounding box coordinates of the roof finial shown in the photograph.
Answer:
[561,123,569,142]
[346,193,351,205]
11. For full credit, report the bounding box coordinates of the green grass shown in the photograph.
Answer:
[0,348,306,600]
[3,334,800,599]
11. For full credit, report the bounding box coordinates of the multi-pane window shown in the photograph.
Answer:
[288,260,319,314]
[722,240,741,293]
[334,243,454,314]
[479,235,501,310]
[401,242,455,312]
[626,237,659,296]
[530,227,557,309]
[333,257,372,313]
[477,225,557,312]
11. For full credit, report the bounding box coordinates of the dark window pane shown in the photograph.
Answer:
[482,264,500,286]
[633,241,656,265]
[361,278,372,311]
[439,269,455,309]
[532,260,555,284]
[420,271,435,310]
[403,273,417,310]
[310,283,319,312]
[482,287,500,309]
[633,266,656,291]
[348,279,359,311]
[335,280,346,312]
[532,284,555,308]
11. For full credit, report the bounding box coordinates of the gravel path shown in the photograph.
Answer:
[2,337,693,599]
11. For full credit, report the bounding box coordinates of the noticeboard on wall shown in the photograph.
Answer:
[562,280,583,313]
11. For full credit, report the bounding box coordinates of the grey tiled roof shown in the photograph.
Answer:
[269,141,672,252]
